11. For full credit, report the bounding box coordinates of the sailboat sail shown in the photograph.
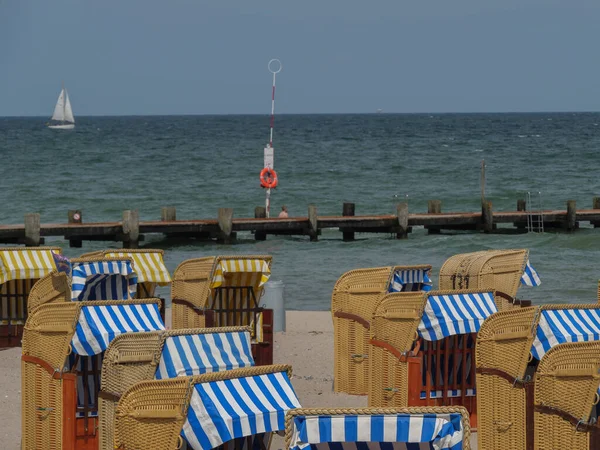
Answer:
[64,91,75,123]
[51,89,66,121]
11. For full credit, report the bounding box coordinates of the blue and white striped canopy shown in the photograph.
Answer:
[182,371,301,450]
[71,260,137,301]
[71,303,165,356]
[389,269,433,293]
[531,308,600,360]
[155,331,255,380]
[418,292,497,341]
[520,260,541,287]
[288,413,465,450]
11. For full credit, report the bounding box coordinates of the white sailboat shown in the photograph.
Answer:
[47,83,75,130]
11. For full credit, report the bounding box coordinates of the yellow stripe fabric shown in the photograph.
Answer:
[210,259,271,289]
[106,251,172,285]
[0,249,59,284]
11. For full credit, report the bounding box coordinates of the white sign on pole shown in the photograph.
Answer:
[264,146,274,169]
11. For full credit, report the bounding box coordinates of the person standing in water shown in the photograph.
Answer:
[278,205,288,218]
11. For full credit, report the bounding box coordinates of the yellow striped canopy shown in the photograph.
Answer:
[210,258,271,290]
[105,251,172,285]
[0,248,61,284]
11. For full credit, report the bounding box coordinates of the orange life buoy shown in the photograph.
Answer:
[259,167,278,188]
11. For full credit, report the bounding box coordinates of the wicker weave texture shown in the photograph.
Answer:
[534,341,600,450]
[21,360,64,450]
[475,306,538,450]
[27,272,70,312]
[439,249,528,308]
[331,266,394,395]
[284,406,471,450]
[171,257,216,330]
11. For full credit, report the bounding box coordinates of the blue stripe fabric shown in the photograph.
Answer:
[70,303,165,356]
[289,413,464,450]
[181,371,301,450]
[418,292,497,341]
[155,331,255,380]
[70,260,138,301]
[520,260,541,287]
[388,269,433,293]
[531,309,600,360]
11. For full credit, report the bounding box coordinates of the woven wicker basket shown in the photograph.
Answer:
[21,298,161,450]
[439,249,529,311]
[284,406,472,450]
[114,364,292,450]
[534,341,600,450]
[98,326,251,450]
[331,265,432,395]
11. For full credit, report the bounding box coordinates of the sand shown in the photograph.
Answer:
[0,311,477,449]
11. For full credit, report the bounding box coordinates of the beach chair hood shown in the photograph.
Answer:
[100,250,171,285]
[286,408,469,450]
[0,247,61,284]
[210,256,271,290]
[115,365,301,450]
[70,258,138,301]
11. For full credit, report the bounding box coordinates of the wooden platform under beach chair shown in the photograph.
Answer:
[0,247,62,347]
[368,289,498,428]
[439,249,541,311]
[114,364,301,450]
[21,298,165,450]
[171,255,274,365]
[476,304,600,450]
[80,249,171,298]
[285,406,471,450]
[98,326,255,450]
[331,264,433,395]
[27,255,139,312]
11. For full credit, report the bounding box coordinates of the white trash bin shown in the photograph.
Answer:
[261,280,286,332]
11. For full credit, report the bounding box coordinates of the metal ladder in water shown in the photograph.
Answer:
[526,191,544,233]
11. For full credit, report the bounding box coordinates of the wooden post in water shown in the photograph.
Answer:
[67,210,83,248]
[308,204,318,242]
[342,202,355,241]
[254,206,267,241]
[396,203,409,239]
[426,200,442,234]
[515,199,527,230]
[593,197,600,228]
[161,207,176,221]
[482,201,494,233]
[122,210,139,249]
[566,200,577,231]
[24,213,41,247]
[217,208,234,244]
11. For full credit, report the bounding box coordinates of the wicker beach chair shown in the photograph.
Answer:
[285,406,471,450]
[0,247,62,346]
[98,326,254,450]
[368,289,497,427]
[114,364,301,450]
[81,249,171,298]
[21,298,164,450]
[27,255,138,312]
[171,255,274,364]
[439,249,541,311]
[476,304,600,450]
[331,265,433,395]
[534,341,600,450]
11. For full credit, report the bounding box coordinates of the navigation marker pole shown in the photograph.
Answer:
[264,59,282,218]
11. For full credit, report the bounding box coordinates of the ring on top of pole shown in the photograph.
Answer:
[268,59,282,74]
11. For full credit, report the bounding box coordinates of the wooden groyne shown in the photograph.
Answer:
[2,198,600,248]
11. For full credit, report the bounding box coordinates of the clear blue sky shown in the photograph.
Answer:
[1,0,599,115]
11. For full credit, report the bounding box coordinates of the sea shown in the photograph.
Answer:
[1,113,600,309]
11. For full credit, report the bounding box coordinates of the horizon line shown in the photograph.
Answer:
[1,110,600,119]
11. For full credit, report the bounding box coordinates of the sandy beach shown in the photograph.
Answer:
[1,311,477,449]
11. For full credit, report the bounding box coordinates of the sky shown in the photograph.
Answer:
[1,0,599,115]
